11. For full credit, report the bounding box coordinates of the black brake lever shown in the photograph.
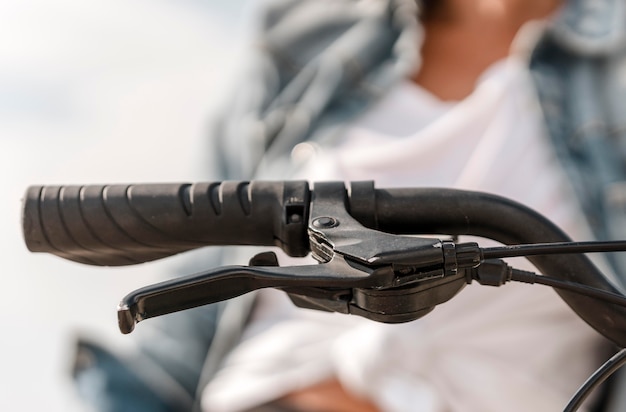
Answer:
[117,253,383,334]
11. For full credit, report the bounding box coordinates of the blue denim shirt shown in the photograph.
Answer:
[75,1,626,411]
[530,0,626,279]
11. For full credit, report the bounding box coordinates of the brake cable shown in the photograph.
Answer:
[482,240,626,259]
[467,240,626,412]
[565,347,626,412]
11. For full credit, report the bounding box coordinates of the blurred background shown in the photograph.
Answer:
[0,0,253,409]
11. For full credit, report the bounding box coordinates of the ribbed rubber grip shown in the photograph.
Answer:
[22,181,310,266]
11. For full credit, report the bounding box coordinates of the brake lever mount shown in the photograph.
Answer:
[294,182,471,323]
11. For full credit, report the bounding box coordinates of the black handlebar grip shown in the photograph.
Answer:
[22,181,310,266]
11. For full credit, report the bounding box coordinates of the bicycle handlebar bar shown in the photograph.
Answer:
[21,181,626,346]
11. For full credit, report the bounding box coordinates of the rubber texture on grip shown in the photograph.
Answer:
[22,181,310,266]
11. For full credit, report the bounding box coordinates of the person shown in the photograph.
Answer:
[73,0,626,411]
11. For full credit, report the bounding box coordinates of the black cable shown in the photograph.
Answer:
[473,259,626,411]
[476,260,626,412]
[509,269,626,308]
[564,347,626,412]
[481,240,626,260]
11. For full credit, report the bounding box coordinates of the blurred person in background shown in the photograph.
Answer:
[73,0,626,411]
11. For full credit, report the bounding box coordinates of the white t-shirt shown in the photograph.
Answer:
[202,54,602,412]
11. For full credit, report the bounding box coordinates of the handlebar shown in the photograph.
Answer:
[21,181,626,347]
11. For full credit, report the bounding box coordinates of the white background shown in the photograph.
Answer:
[0,1,252,409]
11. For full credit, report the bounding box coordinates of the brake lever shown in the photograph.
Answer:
[117,182,479,334]
[117,252,385,334]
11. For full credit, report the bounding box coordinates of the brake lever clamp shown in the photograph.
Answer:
[298,182,472,323]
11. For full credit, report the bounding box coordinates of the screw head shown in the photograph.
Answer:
[312,217,339,228]
[288,213,302,224]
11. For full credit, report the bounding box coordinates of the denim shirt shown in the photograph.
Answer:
[530,0,626,280]
[212,0,422,180]
[75,1,626,411]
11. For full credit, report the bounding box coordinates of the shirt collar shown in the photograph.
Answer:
[548,0,626,55]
